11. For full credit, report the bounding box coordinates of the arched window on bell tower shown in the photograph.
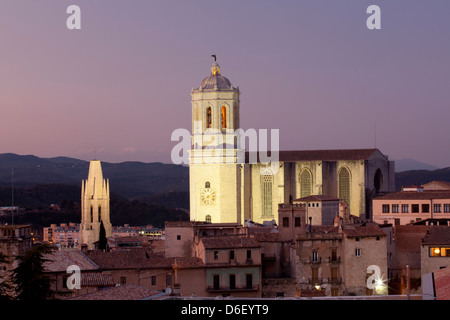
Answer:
[222,106,227,129]
[205,181,210,189]
[300,169,313,198]
[207,107,212,128]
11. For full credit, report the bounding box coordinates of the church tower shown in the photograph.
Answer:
[80,160,112,250]
[189,57,244,224]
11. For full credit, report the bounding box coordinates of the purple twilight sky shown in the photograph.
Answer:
[0,0,449,167]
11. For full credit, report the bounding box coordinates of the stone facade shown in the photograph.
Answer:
[189,61,395,226]
[80,160,112,250]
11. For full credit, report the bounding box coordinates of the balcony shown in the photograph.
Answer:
[207,284,259,292]
[308,277,323,285]
[308,257,321,264]
[327,256,341,264]
[327,277,342,285]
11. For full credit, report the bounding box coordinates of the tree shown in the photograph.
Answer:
[0,252,12,300]
[98,221,108,251]
[12,243,55,300]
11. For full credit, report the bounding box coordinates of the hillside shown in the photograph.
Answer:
[395,167,450,190]
[0,153,189,199]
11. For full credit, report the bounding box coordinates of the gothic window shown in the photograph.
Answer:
[300,169,312,198]
[205,181,210,189]
[207,107,212,128]
[338,167,351,206]
[98,205,102,222]
[90,206,93,223]
[221,106,227,129]
[261,171,273,217]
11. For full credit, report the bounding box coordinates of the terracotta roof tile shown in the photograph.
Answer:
[343,225,386,238]
[433,267,450,300]
[81,272,115,287]
[201,236,261,249]
[422,226,450,245]
[43,250,99,273]
[374,191,450,200]
[171,257,204,269]
[295,195,340,202]
[246,148,380,163]
[86,248,172,270]
[68,284,165,300]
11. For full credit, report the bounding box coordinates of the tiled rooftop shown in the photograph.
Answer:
[43,250,99,273]
[374,191,450,200]
[201,236,261,249]
[422,226,450,245]
[246,148,380,163]
[68,284,165,300]
[343,225,386,238]
[86,248,172,269]
[81,272,115,287]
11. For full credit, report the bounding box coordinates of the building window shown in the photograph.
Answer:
[338,167,351,206]
[402,204,409,213]
[247,250,252,260]
[221,106,227,129]
[214,251,219,260]
[283,217,289,228]
[444,204,450,213]
[120,277,127,285]
[434,204,442,213]
[261,172,273,217]
[207,107,212,128]
[177,235,181,240]
[229,274,236,290]
[166,275,172,287]
[295,217,301,227]
[229,250,235,260]
[246,274,253,289]
[411,204,420,213]
[205,215,211,223]
[312,251,319,262]
[422,204,430,213]
[205,181,210,189]
[300,169,312,198]
[151,276,156,286]
[90,206,93,223]
[382,205,390,213]
[392,204,399,213]
[213,275,220,290]
[429,247,450,257]
[355,248,361,257]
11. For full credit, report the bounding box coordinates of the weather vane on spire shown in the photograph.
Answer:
[211,54,217,62]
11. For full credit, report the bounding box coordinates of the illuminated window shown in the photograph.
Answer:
[221,106,227,129]
[338,168,350,205]
[300,169,312,198]
[434,204,442,213]
[262,172,273,217]
[429,247,450,257]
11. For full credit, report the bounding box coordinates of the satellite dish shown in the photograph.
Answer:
[165,287,172,295]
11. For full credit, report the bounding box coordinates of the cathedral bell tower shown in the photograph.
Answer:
[80,160,112,250]
[189,57,244,224]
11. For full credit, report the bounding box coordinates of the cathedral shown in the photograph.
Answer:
[189,59,395,225]
[79,160,112,250]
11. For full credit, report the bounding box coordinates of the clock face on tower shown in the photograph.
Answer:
[200,188,216,205]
